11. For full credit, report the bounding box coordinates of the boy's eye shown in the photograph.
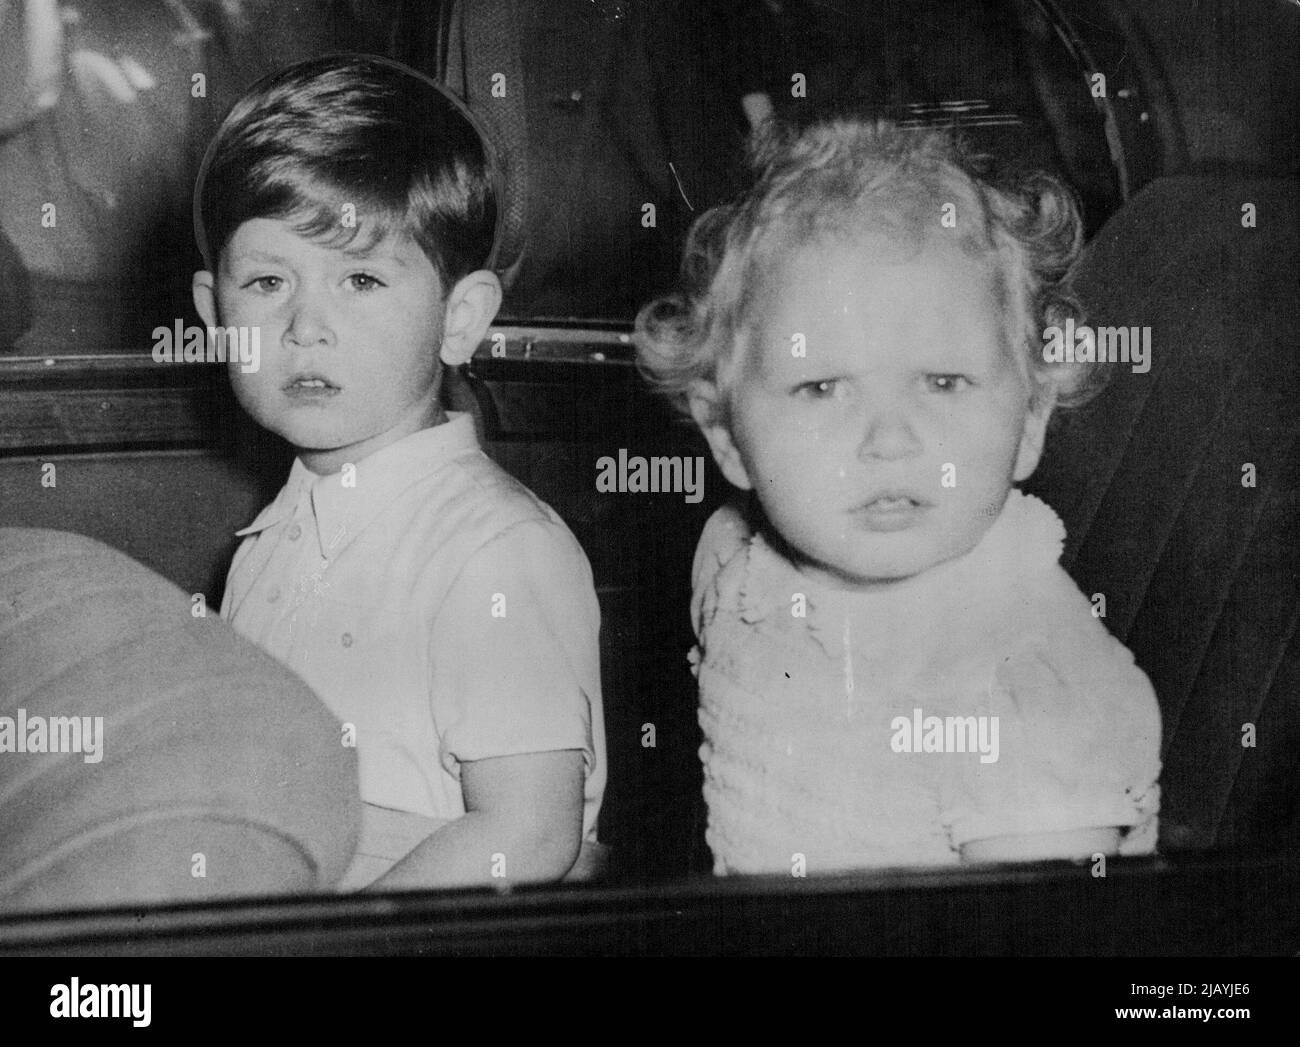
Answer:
[794,379,841,399]
[243,275,284,293]
[347,273,386,292]
[926,374,971,393]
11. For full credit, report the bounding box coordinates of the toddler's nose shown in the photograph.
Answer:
[857,406,922,462]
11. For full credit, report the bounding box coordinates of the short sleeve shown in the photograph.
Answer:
[690,501,753,639]
[941,630,1162,853]
[429,517,602,779]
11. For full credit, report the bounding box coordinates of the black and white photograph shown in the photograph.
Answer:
[0,0,1296,1025]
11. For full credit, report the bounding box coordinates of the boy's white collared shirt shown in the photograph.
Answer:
[220,412,606,847]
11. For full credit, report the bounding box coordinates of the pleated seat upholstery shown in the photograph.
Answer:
[1025,176,1300,855]
[0,526,361,912]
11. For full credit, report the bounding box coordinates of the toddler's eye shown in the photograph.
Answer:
[347,273,385,292]
[795,379,840,399]
[243,275,283,293]
[926,374,971,393]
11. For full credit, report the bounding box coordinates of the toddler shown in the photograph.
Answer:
[194,55,605,889]
[636,119,1160,874]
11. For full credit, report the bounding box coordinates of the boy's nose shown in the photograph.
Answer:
[283,292,334,349]
[857,407,923,462]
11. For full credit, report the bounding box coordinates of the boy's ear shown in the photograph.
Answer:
[439,270,503,367]
[688,381,753,491]
[1013,390,1054,483]
[192,271,217,329]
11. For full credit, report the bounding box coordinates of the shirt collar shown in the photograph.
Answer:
[233,462,313,537]
[235,413,481,556]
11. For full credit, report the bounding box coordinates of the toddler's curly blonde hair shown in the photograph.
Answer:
[635,118,1101,425]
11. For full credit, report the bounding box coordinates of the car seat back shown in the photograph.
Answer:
[1025,175,1300,854]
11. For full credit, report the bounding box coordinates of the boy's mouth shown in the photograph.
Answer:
[283,373,340,399]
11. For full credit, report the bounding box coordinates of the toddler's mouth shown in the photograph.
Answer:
[853,492,929,531]
[863,495,916,510]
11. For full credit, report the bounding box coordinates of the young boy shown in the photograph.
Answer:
[194,55,605,890]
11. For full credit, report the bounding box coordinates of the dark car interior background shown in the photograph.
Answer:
[1,0,1298,953]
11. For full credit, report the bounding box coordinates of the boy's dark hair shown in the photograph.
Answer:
[195,53,500,290]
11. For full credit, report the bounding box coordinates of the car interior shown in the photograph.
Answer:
[1,0,1298,956]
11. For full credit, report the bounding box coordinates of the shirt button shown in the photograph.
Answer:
[287,523,302,541]
[341,632,353,648]
[267,586,281,603]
